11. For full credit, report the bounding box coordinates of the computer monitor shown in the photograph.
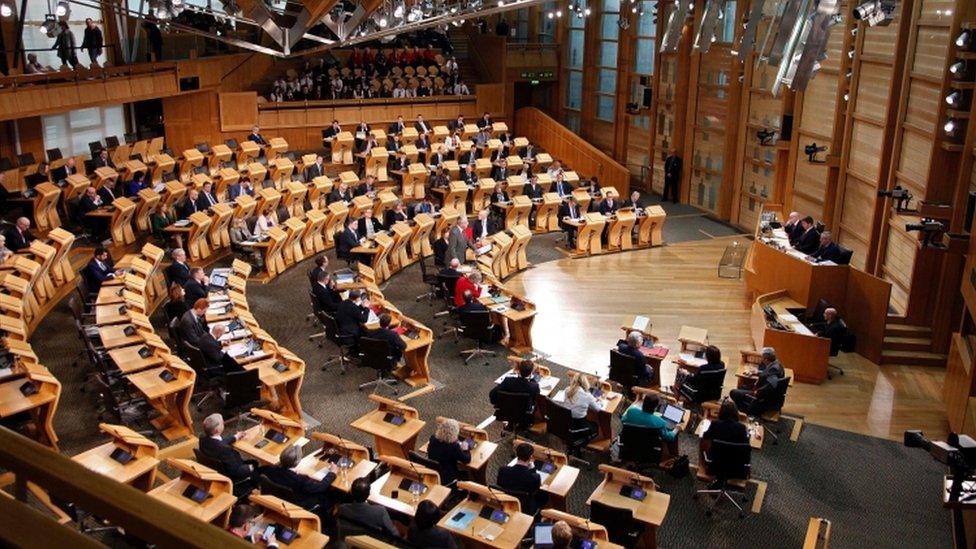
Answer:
[104,136,120,148]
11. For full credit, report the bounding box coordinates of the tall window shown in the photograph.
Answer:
[564,11,586,130]
[22,2,104,69]
[538,2,557,43]
[596,0,621,122]
[43,106,126,158]
[511,9,531,42]
[632,1,657,107]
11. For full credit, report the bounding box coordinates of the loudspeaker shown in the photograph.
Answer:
[179,76,200,92]
[780,114,794,141]
[642,87,652,108]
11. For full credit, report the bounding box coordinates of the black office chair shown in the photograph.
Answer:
[618,423,663,473]
[490,482,539,519]
[590,499,645,546]
[493,390,534,437]
[545,401,595,467]
[315,312,353,374]
[836,246,853,265]
[194,448,255,498]
[415,256,441,304]
[679,368,726,425]
[609,349,640,401]
[183,343,224,411]
[46,148,63,162]
[257,474,320,513]
[124,132,137,145]
[357,336,398,394]
[434,273,461,323]
[458,310,496,364]
[695,439,752,517]
[747,376,791,444]
[222,369,264,429]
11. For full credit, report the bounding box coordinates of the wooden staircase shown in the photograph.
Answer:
[880,322,947,367]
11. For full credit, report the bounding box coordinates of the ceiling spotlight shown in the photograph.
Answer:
[0,1,12,18]
[393,5,404,18]
[957,29,972,49]
[450,6,458,13]
[944,118,960,136]
[584,7,591,15]
[853,0,895,27]
[946,90,962,106]
[40,14,58,37]
[378,16,388,27]
[548,11,554,18]
[556,9,563,17]
[55,0,70,18]
[843,92,850,101]
[498,0,504,6]
[946,89,971,110]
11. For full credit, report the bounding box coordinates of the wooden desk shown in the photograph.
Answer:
[402,163,427,200]
[534,192,561,233]
[350,394,425,459]
[695,401,765,449]
[538,509,623,549]
[552,371,622,451]
[511,438,580,511]
[149,458,236,527]
[587,464,669,548]
[234,408,306,466]
[566,212,607,256]
[108,342,166,374]
[126,358,194,440]
[439,481,533,549]
[636,205,667,247]
[240,354,305,421]
[368,455,451,518]
[751,290,829,383]
[248,494,329,549]
[606,209,637,251]
[499,196,532,230]
[409,213,435,260]
[480,284,536,354]
[296,432,377,493]
[419,417,498,485]
[72,423,159,491]
[332,132,355,165]
[0,369,60,450]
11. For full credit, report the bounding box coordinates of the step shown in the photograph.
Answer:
[884,324,932,336]
[880,349,947,367]
[882,336,932,352]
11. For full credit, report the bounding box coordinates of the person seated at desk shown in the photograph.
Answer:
[25,163,50,189]
[599,190,619,215]
[92,148,115,170]
[427,418,473,488]
[496,442,546,515]
[621,392,678,445]
[247,125,268,147]
[263,445,338,512]
[200,324,241,373]
[699,399,749,470]
[384,201,409,227]
[448,115,466,134]
[558,196,583,248]
[456,289,510,346]
[356,176,378,198]
[5,217,35,253]
[199,413,259,489]
[323,120,343,152]
[409,500,458,548]
[490,360,539,417]
[165,283,189,323]
[365,313,406,366]
[729,347,785,411]
[97,178,120,205]
[616,331,654,386]
[389,150,410,175]
[581,176,601,196]
[179,298,210,347]
[433,228,451,267]
[125,171,151,197]
[77,186,107,237]
[460,163,478,186]
[415,114,432,135]
[308,255,329,287]
[439,257,463,279]
[254,209,277,237]
[794,216,820,254]
[312,270,342,315]
[476,111,493,129]
[492,159,510,182]
[675,344,725,392]
[454,270,483,307]
[357,208,384,239]
[228,179,256,201]
[429,167,450,189]
[389,115,407,136]
[337,478,400,539]
[227,504,280,547]
[471,209,496,242]
[230,218,263,267]
[551,521,573,549]
[553,173,574,198]
[812,307,848,354]
[563,374,601,440]
[810,231,843,263]
[624,190,644,211]
[328,181,354,205]
[178,189,202,219]
[428,145,449,168]
[304,155,326,181]
[356,134,379,161]
[196,181,219,210]
[783,211,803,245]
[52,157,78,183]
[165,248,192,287]
[336,217,366,265]
[353,121,371,148]
[82,246,123,293]
[416,133,432,163]
[524,176,544,200]
[183,267,209,305]
[490,181,510,206]
[415,194,437,217]
[336,289,370,342]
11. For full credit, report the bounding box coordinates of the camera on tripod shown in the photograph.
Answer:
[878,185,914,213]
[904,218,945,249]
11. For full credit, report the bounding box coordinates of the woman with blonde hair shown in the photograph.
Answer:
[563,374,601,439]
[426,418,472,488]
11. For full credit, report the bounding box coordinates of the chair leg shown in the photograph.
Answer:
[460,345,496,364]
[358,371,398,395]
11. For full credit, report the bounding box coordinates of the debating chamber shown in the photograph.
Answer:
[1,0,976,546]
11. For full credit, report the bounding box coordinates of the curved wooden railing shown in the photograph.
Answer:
[513,107,631,194]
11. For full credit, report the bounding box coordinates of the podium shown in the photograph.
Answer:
[212,168,239,200]
[234,408,305,465]
[257,226,287,280]
[160,181,186,218]
[309,175,333,210]
[366,147,389,181]
[503,195,532,230]
[332,132,355,164]
[25,240,56,305]
[208,143,232,175]
[190,173,211,191]
[246,162,267,187]
[401,144,419,164]
[433,125,449,141]
[505,175,525,197]
[134,188,161,232]
[266,137,288,161]
[237,140,260,168]
[401,127,418,145]
[386,222,413,273]
[434,207,460,240]
[409,213,435,260]
[233,193,256,222]
[323,201,349,249]
[72,423,159,491]
[354,232,393,282]
[607,209,637,250]
[512,136,529,154]
[349,195,374,219]
[535,152,553,172]
[126,357,195,440]
[62,173,90,205]
[506,154,524,174]
[568,213,607,256]
[439,481,533,547]
[32,183,61,232]
[462,123,479,140]
[489,231,514,280]
[371,129,387,148]
[269,157,295,188]
[442,181,468,216]
[93,166,119,190]
[282,217,307,266]
[304,209,327,253]
[442,160,460,180]
[109,197,137,245]
[248,494,329,547]
[350,394,425,460]
[186,211,213,261]
[509,225,532,272]
[474,157,492,179]
[637,205,667,247]
[587,464,669,548]
[397,163,423,200]
[148,459,235,526]
[373,190,398,221]
[535,192,561,232]
[121,160,147,185]
[472,179,494,215]
[282,181,307,219]
[47,228,75,287]
[148,153,175,184]
[256,188,282,218]
[208,203,233,251]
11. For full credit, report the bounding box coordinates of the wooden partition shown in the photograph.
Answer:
[687,44,737,216]
[514,107,630,193]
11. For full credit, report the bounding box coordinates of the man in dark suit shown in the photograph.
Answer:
[82,247,121,293]
[166,248,192,286]
[389,151,409,174]
[25,163,51,189]
[336,478,399,538]
[247,125,267,146]
[476,112,493,129]
[92,149,114,170]
[52,157,78,183]
[388,115,407,135]
[489,359,540,408]
[183,267,209,305]
[196,182,218,210]
[783,211,804,245]
[308,255,329,287]
[304,155,325,181]
[365,313,407,367]
[97,179,119,205]
[263,445,337,511]
[199,413,257,494]
[77,186,106,236]
[178,298,210,347]
[491,159,509,182]
[553,174,573,198]
[312,270,342,314]
[496,442,546,515]
[198,324,240,373]
[357,208,383,239]
[524,176,544,200]
[227,179,255,200]
[448,115,465,133]
[428,146,448,168]
[461,164,478,186]
[5,218,35,252]
[616,331,654,386]
[663,150,681,203]
[335,290,370,340]
[355,176,378,197]
[813,308,848,355]
[729,347,785,410]
[810,231,843,263]
[415,115,432,135]
[624,190,644,211]
[794,216,821,254]
[558,196,582,248]
[599,191,619,215]
[471,209,495,242]
[178,189,201,219]
[336,218,363,264]
[328,182,354,205]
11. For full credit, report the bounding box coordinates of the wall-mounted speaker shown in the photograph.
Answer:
[179,76,200,92]
[642,88,652,108]
[780,114,794,141]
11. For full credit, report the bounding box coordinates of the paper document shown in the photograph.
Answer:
[632,315,650,330]
[779,313,798,322]
[792,323,814,336]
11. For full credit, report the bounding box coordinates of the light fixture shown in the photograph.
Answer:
[393,5,404,19]
[498,0,505,6]
[853,0,896,27]
[0,1,13,18]
[548,11,554,18]
[946,90,962,106]
[378,16,388,27]
[957,29,972,49]
[804,143,828,162]
[949,60,975,81]
[944,118,960,136]
[946,89,971,110]
[584,7,592,16]
[40,13,58,37]
[55,0,70,18]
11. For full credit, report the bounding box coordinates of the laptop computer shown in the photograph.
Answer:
[209,273,228,290]
[659,403,685,430]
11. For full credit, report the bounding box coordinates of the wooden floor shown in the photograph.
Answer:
[507,237,949,441]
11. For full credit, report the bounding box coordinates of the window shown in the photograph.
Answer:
[538,2,557,43]
[564,11,586,112]
[597,96,616,121]
[596,0,621,122]
[22,2,104,69]
[512,9,530,42]
[42,106,126,158]
[567,71,584,110]
[718,1,737,43]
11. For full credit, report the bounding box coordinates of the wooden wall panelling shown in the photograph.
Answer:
[219,92,260,132]
[688,44,734,216]
[162,91,221,154]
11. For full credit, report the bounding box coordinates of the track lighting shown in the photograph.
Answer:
[944,118,960,136]
[55,0,70,18]
[946,89,970,110]
[957,30,971,50]
[0,1,13,18]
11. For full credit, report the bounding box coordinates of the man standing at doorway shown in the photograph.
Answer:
[663,149,682,203]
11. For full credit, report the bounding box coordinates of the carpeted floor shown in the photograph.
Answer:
[29,199,951,548]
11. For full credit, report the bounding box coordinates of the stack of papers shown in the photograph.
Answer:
[490,305,508,313]
[219,329,250,342]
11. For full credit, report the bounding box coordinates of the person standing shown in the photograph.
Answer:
[81,18,104,68]
[53,22,79,70]
[663,149,682,203]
